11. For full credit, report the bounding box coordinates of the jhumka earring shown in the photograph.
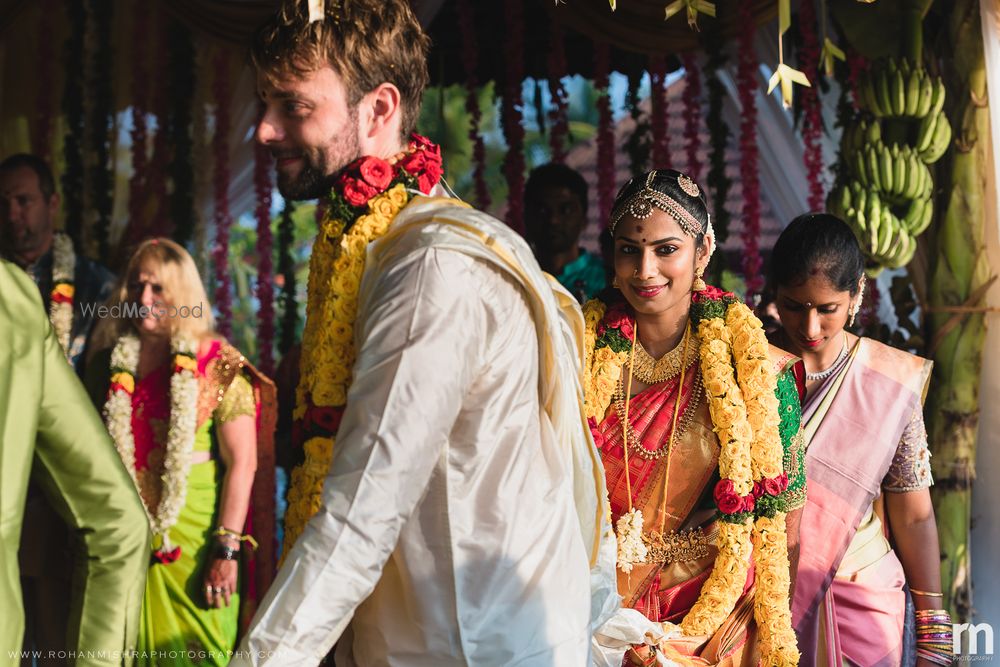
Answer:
[692,266,707,292]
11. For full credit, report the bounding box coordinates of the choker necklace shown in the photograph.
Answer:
[632,332,701,384]
[805,333,850,382]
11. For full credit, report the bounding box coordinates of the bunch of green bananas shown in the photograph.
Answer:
[857,57,945,120]
[829,183,927,269]
[826,57,951,273]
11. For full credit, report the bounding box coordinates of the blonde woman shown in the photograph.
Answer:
[86,238,275,666]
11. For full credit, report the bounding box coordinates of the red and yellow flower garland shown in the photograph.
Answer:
[282,135,443,554]
[583,286,799,665]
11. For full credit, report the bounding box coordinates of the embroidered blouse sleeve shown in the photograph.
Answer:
[216,373,255,424]
[883,406,933,493]
[775,367,807,511]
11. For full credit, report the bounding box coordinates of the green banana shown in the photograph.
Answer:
[916,70,933,118]
[921,112,952,163]
[929,76,946,117]
[893,68,906,116]
[877,207,894,256]
[876,69,894,118]
[902,197,925,232]
[912,197,934,235]
[892,145,907,197]
[907,151,923,200]
[854,151,869,185]
[879,144,894,194]
[868,145,883,191]
[916,112,939,153]
[905,68,921,116]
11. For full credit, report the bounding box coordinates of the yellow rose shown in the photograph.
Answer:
[385,183,409,209]
[313,382,348,407]
[328,320,353,344]
[332,270,361,297]
[370,195,398,218]
[341,234,368,257]
[332,296,359,322]
[729,420,754,443]
[704,376,729,398]
[304,437,334,461]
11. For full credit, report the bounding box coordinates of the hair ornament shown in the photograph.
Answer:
[610,170,703,238]
[677,173,700,198]
[307,0,325,23]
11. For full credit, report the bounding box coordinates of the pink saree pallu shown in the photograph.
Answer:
[792,338,931,666]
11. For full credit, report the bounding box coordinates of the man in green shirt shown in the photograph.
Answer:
[524,163,607,302]
[0,259,149,666]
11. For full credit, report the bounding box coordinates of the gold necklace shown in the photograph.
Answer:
[632,331,701,384]
[613,367,703,460]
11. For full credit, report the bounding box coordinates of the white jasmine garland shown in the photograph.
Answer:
[103,332,199,555]
[616,507,648,573]
[49,233,75,354]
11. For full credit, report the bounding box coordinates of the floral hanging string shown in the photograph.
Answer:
[704,35,732,247]
[61,0,85,244]
[681,52,703,183]
[595,42,616,225]
[212,50,234,340]
[501,0,526,234]
[104,333,199,564]
[33,0,55,162]
[282,135,444,553]
[798,0,825,211]
[254,139,276,377]
[547,20,571,163]
[50,233,76,355]
[277,200,299,356]
[649,55,670,170]
[456,0,490,210]
[168,20,197,247]
[737,2,764,301]
[87,0,114,258]
[125,2,149,250]
[582,286,799,666]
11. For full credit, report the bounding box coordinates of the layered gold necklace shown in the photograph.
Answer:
[631,331,701,384]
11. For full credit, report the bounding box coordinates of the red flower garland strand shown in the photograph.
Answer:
[547,20,570,163]
[681,52,703,183]
[254,139,276,377]
[33,0,55,162]
[798,0,824,211]
[126,3,149,249]
[456,0,489,210]
[212,51,233,339]
[649,55,670,170]
[595,42,615,225]
[501,0,526,234]
[737,2,763,302]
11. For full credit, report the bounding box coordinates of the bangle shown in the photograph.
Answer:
[214,544,240,561]
[910,588,944,598]
[212,526,259,551]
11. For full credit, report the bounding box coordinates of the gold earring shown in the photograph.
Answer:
[692,266,706,292]
[612,275,620,288]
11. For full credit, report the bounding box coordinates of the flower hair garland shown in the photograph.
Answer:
[50,233,76,355]
[282,135,444,554]
[104,333,199,564]
[583,285,799,665]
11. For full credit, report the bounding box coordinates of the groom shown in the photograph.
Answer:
[234,1,617,665]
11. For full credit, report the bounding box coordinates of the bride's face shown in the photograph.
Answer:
[612,209,706,318]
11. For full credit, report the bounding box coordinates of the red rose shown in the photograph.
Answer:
[358,156,394,190]
[409,133,440,155]
[416,158,443,194]
[340,176,378,207]
[714,479,743,515]
[307,404,344,436]
[752,480,764,499]
[587,417,606,449]
[603,305,635,341]
[763,472,789,496]
[692,284,736,304]
[153,546,182,565]
[742,493,756,513]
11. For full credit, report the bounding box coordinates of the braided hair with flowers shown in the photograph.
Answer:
[583,170,800,665]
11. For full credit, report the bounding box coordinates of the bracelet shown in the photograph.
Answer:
[213,526,259,551]
[910,588,944,598]
[214,544,240,561]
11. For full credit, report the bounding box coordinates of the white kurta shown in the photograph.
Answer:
[236,197,617,666]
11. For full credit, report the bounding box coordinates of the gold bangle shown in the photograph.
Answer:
[910,588,943,598]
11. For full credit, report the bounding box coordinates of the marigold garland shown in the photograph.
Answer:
[583,288,798,665]
[282,136,444,554]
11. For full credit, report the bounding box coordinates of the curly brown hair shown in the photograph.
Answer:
[251,0,430,140]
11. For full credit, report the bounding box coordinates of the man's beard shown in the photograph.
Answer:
[275,108,362,201]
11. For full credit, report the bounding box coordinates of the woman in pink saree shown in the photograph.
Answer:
[767,214,949,667]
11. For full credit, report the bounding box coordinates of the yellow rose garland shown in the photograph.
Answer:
[283,184,410,553]
[583,296,799,666]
